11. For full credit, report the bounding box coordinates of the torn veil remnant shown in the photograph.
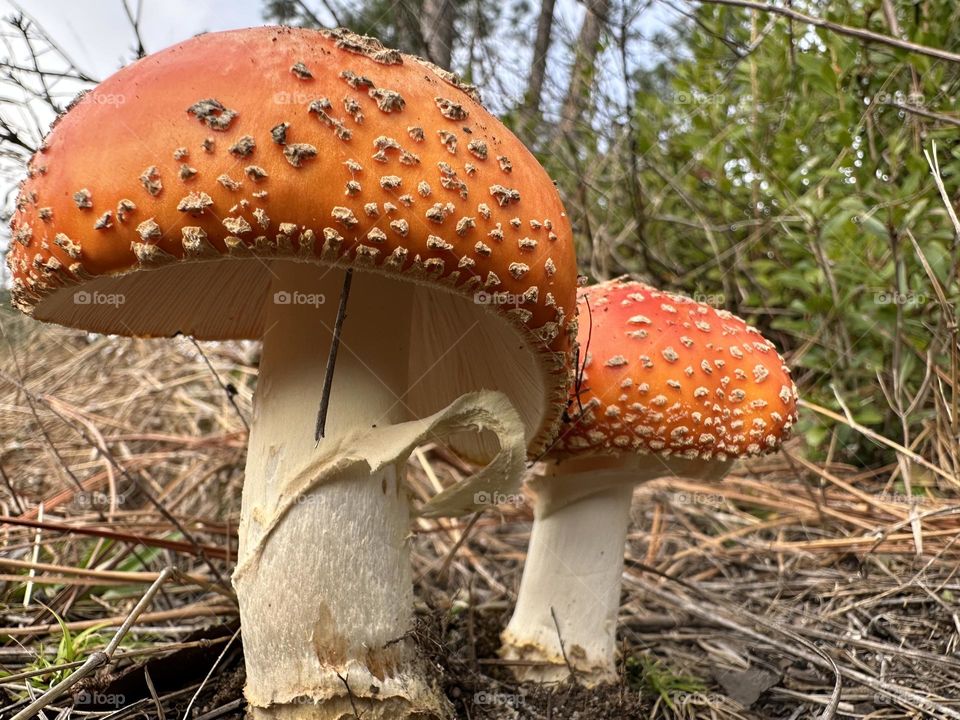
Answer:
[8,25,578,720]
[500,277,798,686]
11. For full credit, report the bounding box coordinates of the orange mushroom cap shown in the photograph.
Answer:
[552,279,799,461]
[7,26,579,456]
[9,27,575,342]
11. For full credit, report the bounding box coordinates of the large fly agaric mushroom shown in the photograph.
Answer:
[500,278,798,685]
[8,27,579,719]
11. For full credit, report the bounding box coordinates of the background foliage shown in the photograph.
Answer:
[266,0,960,478]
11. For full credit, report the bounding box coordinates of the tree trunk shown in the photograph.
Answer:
[523,0,558,118]
[558,0,610,137]
[421,0,456,70]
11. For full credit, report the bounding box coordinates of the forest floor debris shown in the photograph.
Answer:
[2,309,959,719]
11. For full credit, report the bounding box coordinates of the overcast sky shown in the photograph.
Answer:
[6,0,271,77]
[1,0,610,82]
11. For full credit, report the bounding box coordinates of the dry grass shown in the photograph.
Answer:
[2,302,960,719]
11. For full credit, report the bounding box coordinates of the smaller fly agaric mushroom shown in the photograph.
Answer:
[500,277,799,685]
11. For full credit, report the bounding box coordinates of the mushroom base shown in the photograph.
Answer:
[237,464,450,720]
[252,696,447,720]
[234,262,451,719]
[501,456,729,686]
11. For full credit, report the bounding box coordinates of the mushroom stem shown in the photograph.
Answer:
[501,456,727,686]
[235,261,450,719]
[501,477,634,686]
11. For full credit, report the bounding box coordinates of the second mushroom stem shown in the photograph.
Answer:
[501,457,728,686]
[502,479,634,685]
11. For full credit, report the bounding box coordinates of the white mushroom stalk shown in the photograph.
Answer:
[235,263,437,718]
[234,266,541,719]
[501,279,799,686]
[504,481,633,685]
[501,456,721,685]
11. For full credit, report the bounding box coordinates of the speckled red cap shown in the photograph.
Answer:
[7,25,579,457]
[552,278,799,461]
